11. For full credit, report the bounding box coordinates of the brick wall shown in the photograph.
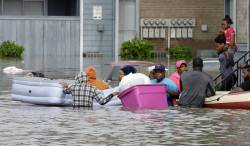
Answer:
[140,0,224,54]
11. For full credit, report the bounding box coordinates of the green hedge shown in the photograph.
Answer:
[0,41,25,58]
[120,39,154,60]
[169,45,192,59]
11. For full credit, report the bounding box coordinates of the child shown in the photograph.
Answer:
[222,15,238,54]
[169,60,188,92]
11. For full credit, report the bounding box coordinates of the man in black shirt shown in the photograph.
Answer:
[231,64,250,93]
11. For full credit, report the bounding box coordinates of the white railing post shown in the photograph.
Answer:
[80,0,84,71]
[115,0,119,62]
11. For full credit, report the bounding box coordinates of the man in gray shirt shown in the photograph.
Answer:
[178,58,215,107]
[214,34,236,91]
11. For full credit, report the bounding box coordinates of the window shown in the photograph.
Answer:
[3,0,22,15]
[24,1,44,16]
[0,0,79,16]
[47,0,79,16]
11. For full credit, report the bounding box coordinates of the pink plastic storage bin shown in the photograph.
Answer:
[118,84,168,109]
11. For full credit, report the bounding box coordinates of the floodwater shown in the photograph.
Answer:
[2,55,249,145]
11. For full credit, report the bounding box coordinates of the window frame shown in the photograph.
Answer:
[0,0,46,16]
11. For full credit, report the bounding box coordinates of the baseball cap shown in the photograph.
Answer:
[153,64,166,72]
[148,65,168,72]
[176,60,187,68]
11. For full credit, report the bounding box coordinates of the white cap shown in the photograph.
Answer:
[147,65,168,72]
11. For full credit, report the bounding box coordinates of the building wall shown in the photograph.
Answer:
[0,16,80,71]
[0,0,115,58]
[140,0,224,54]
[83,0,115,57]
[0,0,79,16]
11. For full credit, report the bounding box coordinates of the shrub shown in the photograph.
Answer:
[169,45,192,59]
[0,41,25,58]
[120,39,154,60]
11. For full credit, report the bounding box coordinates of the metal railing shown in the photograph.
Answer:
[214,51,250,90]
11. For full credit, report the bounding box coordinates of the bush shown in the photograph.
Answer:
[120,39,154,60]
[169,45,192,59]
[0,41,25,58]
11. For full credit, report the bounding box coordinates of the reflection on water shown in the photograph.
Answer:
[0,59,24,93]
[1,55,246,145]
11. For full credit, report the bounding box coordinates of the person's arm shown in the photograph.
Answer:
[60,81,72,94]
[93,89,115,105]
[103,81,110,89]
[206,78,215,97]
[230,33,236,48]
[206,82,215,97]
[230,87,244,93]
[224,51,235,68]
[167,84,179,99]
[240,63,247,68]
[180,79,183,92]
[169,91,179,99]
[168,84,179,98]
[239,82,248,91]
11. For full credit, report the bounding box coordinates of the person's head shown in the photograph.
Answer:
[148,66,156,80]
[214,34,226,52]
[119,65,137,81]
[153,64,166,82]
[75,71,88,84]
[148,70,155,80]
[26,72,45,77]
[242,65,250,80]
[222,15,233,29]
[176,60,188,74]
[84,66,97,80]
[192,57,203,71]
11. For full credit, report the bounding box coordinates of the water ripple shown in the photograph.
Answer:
[1,93,250,145]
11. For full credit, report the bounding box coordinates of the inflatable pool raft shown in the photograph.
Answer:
[205,91,250,109]
[11,77,121,106]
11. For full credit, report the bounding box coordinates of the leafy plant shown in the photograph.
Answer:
[0,41,25,58]
[169,45,192,59]
[120,39,154,60]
